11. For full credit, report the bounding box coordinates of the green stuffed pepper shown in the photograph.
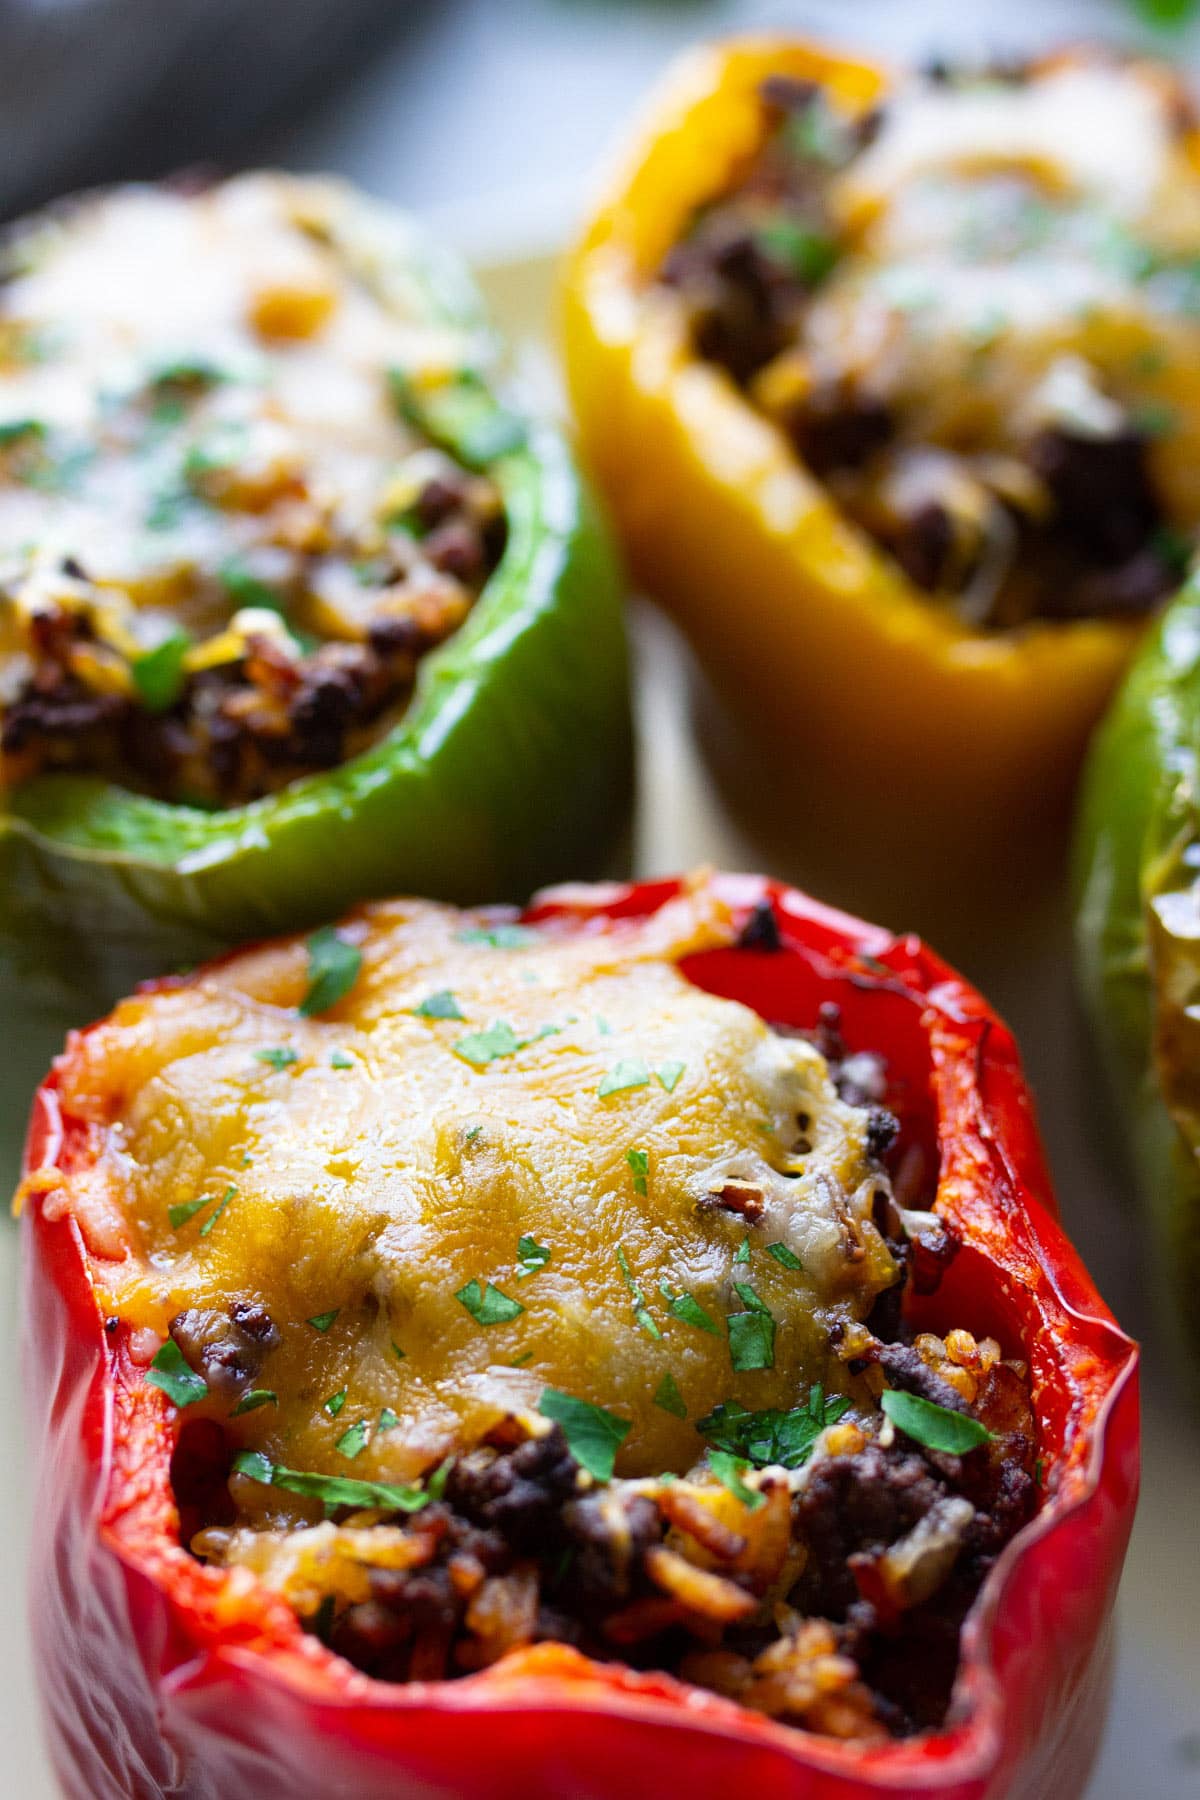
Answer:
[0,174,631,1163]
[1075,572,1200,1371]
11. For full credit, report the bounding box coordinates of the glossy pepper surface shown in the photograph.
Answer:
[0,185,631,1169]
[1075,572,1200,1370]
[19,872,1137,1800]
[560,38,1171,862]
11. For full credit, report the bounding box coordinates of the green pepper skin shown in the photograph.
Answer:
[0,188,632,1172]
[1074,582,1200,1369]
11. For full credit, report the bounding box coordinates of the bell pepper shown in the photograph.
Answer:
[1075,570,1200,1370]
[18,871,1137,1800]
[561,39,1194,866]
[0,179,632,1182]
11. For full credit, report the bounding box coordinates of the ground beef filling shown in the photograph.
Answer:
[658,61,1198,630]
[176,1007,1036,1741]
[0,179,507,806]
[0,454,503,805]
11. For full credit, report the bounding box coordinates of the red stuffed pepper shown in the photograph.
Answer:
[17,872,1137,1799]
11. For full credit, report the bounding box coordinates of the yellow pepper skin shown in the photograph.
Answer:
[562,40,1161,867]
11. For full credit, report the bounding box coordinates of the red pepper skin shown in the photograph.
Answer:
[20,874,1138,1800]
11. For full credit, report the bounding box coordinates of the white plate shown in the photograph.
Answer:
[3,244,1198,1800]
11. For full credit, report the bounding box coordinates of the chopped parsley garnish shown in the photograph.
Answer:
[330,1048,354,1069]
[146,1339,207,1408]
[707,1449,764,1510]
[697,1386,849,1469]
[378,1407,400,1432]
[453,1021,522,1064]
[230,1389,277,1417]
[766,1243,804,1270]
[391,1341,406,1361]
[734,1237,751,1266]
[233,1451,434,1515]
[0,417,46,447]
[255,1047,298,1071]
[727,1303,775,1372]
[300,927,362,1017]
[198,1185,236,1239]
[732,1281,770,1314]
[409,989,464,1021]
[880,1389,993,1455]
[757,219,839,286]
[457,924,535,949]
[131,630,192,713]
[653,1372,687,1419]
[616,1246,662,1339]
[307,1310,339,1333]
[218,556,282,611]
[516,1234,551,1280]
[168,1192,220,1230]
[453,1020,557,1066]
[626,1148,649,1196]
[597,1058,650,1098]
[464,1124,483,1145]
[336,1419,370,1460]
[324,1388,348,1418]
[656,1061,686,1093]
[538,1388,631,1482]
[456,1279,525,1326]
[659,1281,720,1335]
[509,1351,535,1368]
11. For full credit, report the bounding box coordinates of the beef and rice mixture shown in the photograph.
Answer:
[659,52,1200,629]
[0,177,504,806]
[117,896,1037,1745]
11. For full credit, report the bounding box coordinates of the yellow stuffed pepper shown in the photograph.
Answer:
[563,41,1200,864]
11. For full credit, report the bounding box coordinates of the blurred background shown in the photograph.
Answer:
[1,1,1198,1796]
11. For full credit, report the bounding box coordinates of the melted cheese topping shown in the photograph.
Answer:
[807,60,1200,519]
[51,887,899,1485]
[0,175,482,691]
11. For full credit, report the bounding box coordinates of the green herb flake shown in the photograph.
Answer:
[300,926,362,1017]
[516,1233,551,1280]
[456,924,535,949]
[766,1242,804,1270]
[538,1388,631,1482]
[391,1341,407,1362]
[757,219,839,286]
[655,1060,686,1093]
[734,1237,751,1266]
[378,1407,400,1432]
[255,1046,298,1072]
[409,989,464,1021]
[168,1193,218,1230]
[232,1451,433,1515]
[697,1385,850,1469]
[456,1279,525,1326]
[653,1372,687,1419]
[598,1058,651,1098]
[616,1245,662,1339]
[453,1021,524,1066]
[131,629,192,713]
[307,1310,339,1333]
[324,1388,348,1418]
[146,1339,208,1409]
[464,1125,483,1146]
[626,1148,649,1196]
[728,1308,776,1372]
[708,1449,764,1510]
[0,416,47,448]
[198,1185,235,1238]
[880,1389,992,1455]
[508,1351,535,1368]
[733,1281,770,1315]
[231,1389,277,1418]
[330,1048,354,1069]
[336,1419,370,1460]
[660,1282,721,1336]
